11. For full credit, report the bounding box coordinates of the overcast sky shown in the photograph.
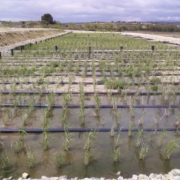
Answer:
[1,0,180,22]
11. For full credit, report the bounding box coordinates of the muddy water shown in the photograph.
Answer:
[0,95,180,178]
[0,131,180,179]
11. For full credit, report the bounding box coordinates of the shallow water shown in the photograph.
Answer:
[0,94,180,178]
[0,131,179,179]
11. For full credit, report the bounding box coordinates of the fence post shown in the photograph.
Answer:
[21,45,24,52]
[54,45,58,52]
[11,49,14,56]
[88,46,91,58]
[151,45,155,51]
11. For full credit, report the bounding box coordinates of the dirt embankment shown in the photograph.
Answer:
[0,29,61,47]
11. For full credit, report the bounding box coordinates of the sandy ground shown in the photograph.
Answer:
[120,32,180,45]
[130,31,180,38]
[0,27,60,32]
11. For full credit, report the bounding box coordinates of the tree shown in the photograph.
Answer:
[41,13,53,25]
[21,21,26,28]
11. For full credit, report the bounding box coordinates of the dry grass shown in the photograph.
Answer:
[0,28,62,47]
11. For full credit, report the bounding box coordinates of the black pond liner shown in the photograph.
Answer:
[0,127,180,133]
[1,91,180,96]
[0,104,179,109]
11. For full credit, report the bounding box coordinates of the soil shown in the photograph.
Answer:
[0,28,62,47]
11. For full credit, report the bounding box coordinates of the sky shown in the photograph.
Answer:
[0,0,180,23]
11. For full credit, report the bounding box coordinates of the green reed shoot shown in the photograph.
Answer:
[139,142,149,160]
[54,152,64,168]
[158,130,167,148]
[84,149,92,166]
[63,127,72,151]
[136,130,144,147]
[1,153,9,170]
[164,139,179,160]
[84,131,96,151]
[41,132,50,151]
[94,92,101,111]
[27,150,36,168]
[113,148,121,163]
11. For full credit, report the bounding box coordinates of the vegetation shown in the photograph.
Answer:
[0,32,179,177]
[41,13,54,25]
[105,79,126,91]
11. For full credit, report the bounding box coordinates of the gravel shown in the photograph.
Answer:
[2,169,180,180]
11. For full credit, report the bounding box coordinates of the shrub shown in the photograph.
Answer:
[150,77,161,83]
[105,79,126,91]
[151,85,158,91]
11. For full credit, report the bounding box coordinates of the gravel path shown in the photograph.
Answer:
[121,32,180,45]
[0,28,60,33]
[3,169,180,180]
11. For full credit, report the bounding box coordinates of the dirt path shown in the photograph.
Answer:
[121,32,180,45]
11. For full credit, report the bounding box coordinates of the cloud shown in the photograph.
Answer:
[0,0,180,22]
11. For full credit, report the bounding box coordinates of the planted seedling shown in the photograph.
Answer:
[84,131,96,151]
[164,139,179,160]
[84,149,92,166]
[54,152,64,168]
[158,130,167,148]
[139,142,149,160]
[27,150,36,168]
[94,92,101,111]
[63,126,72,151]
[136,130,144,147]
[41,132,50,151]
[113,148,121,163]
[1,153,9,170]
[11,139,25,153]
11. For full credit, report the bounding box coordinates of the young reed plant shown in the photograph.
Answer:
[84,131,96,151]
[27,150,36,168]
[63,126,72,151]
[1,153,9,170]
[139,142,149,160]
[94,92,101,111]
[54,152,64,168]
[41,131,50,151]
[136,130,144,147]
[164,139,179,160]
[11,139,25,153]
[84,149,92,167]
